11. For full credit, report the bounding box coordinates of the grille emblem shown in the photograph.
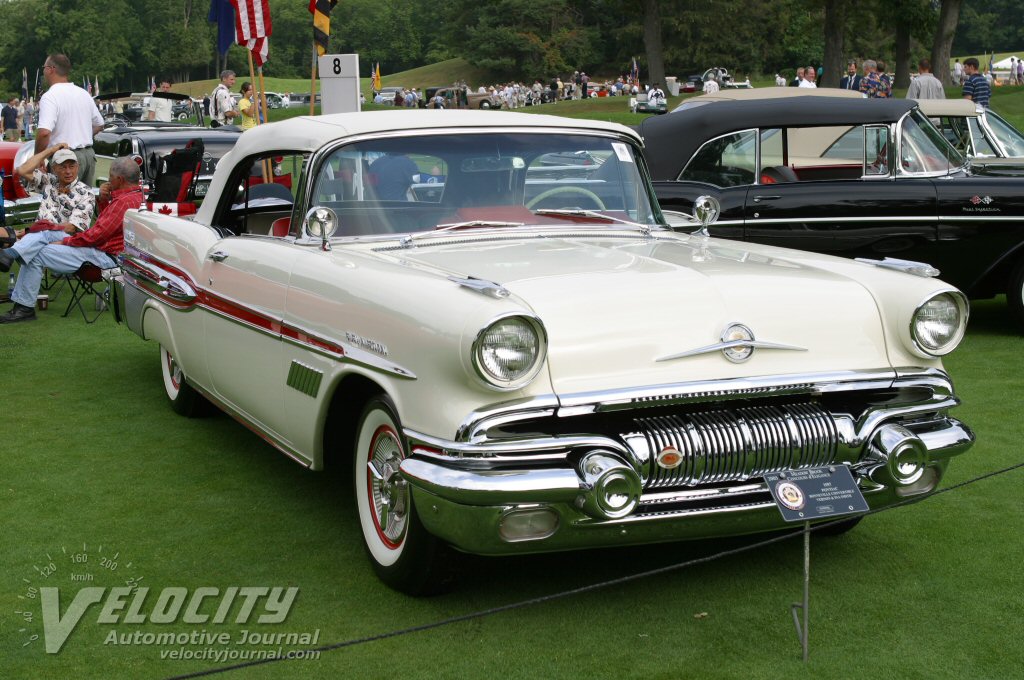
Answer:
[721,323,754,363]
[656,447,683,469]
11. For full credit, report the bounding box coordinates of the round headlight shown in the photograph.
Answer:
[473,315,546,389]
[911,292,968,356]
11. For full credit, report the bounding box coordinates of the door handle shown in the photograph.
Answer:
[753,195,781,202]
[208,251,229,262]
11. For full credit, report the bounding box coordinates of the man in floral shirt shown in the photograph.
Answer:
[10,144,95,239]
[858,60,884,98]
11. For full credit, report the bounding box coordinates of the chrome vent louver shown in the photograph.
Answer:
[628,402,839,488]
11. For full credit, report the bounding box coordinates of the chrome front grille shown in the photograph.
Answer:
[628,402,839,488]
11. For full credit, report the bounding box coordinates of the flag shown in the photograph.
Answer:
[87,79,92,95]
[373,63,382,91]
[22,68,28,100]
[630,57,638,85]
[208,0,236,57]
[230,0,272,67]
[150,75,156,92]
[309,0,338,57]
[94,76,100,97]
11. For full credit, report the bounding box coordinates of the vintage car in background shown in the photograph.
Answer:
[90,124,241,200]
[918,98,1024,175]
[680,75,704,93]
[1,141,41,227]
[642,96,1024,327]
[422,86,495,109]
[115,110,973,594]
[630,92,667,114]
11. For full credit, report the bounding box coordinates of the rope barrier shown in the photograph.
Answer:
[165,460,1024,679]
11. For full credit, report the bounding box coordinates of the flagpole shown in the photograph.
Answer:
[310,42,318,116]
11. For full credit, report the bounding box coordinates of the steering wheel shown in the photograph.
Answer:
[104,115,131,128]
[527,186,606,210]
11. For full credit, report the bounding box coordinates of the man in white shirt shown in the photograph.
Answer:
[702,77,720,94]
[34,54,104,185]
[147,79,174,122]
[798,68,817,88]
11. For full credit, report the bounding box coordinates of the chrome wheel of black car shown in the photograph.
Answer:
[354,395,451,595]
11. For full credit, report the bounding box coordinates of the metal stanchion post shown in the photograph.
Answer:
[790,521,810,662]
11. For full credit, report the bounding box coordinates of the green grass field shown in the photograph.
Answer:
[2,80,1024,679]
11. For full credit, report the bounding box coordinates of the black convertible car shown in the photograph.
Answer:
[642,97,1024,327]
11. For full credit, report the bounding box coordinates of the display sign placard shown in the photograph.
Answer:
[765,465,869,522]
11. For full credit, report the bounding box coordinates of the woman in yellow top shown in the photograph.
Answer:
[238,82,258,130]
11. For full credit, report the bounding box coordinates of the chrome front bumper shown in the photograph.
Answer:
[399,370,974,555]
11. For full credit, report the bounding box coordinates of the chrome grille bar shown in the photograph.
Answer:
[630,402,838,488]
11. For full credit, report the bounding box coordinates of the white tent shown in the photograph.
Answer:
[992,56,1019,70]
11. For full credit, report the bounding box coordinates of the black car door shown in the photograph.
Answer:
[743,122,940,258]
[934,175,1024,296]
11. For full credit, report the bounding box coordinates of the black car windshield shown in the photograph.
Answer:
[311,133,661,237]
[899,109,965,173]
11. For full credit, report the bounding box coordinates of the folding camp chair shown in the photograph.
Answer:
[62,262,117,323]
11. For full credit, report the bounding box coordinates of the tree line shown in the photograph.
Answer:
[0,0,1019,97]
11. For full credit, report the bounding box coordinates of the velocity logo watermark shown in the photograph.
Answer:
[16,545,316,661]
[42,585,299,653]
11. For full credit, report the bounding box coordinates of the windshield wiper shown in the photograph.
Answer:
[400,220,525,247]
[533,208,652,234]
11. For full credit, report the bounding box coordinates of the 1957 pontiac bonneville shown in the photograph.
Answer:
[115,111,973,593]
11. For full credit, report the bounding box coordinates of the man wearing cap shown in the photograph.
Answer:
[9,144,95,240]
[0,157,141,323]
[35,54,104,186]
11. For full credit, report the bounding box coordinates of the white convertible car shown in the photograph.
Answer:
[115,111,973,593]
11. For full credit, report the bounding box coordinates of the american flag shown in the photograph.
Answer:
[230,0,272,67]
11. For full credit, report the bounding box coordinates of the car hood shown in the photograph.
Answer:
[383,232,892,394]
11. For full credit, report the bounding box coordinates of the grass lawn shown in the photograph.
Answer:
[0,288,1022,679]
[2,83,1024,678]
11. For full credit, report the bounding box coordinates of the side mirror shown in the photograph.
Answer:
[692,195,721,236]
[303,206,338,250]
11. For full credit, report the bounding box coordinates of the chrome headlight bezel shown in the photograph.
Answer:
[909,291,968,357]
[472,314,547,391]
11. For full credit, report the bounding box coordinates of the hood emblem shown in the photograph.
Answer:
[970,195,993,205]
[656,322,807,364]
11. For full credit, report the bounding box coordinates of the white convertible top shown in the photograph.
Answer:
[230,109,641,158]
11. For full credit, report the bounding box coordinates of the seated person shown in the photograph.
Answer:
[0,158,143,323]
[370,153,419,201]
[10,144,95,239]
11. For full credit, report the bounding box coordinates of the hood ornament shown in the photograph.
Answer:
[656,322,807,364]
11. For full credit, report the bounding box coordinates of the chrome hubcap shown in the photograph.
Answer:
[367,429,408,544]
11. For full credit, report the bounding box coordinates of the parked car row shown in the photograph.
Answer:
[111,107,976,595]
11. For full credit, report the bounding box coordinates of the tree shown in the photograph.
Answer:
[931,0,963,86]
[821,0,846,88]
[641,0,665,88]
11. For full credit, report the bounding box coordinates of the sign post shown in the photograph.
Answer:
[765,465,869,661]
[317,54,361,114]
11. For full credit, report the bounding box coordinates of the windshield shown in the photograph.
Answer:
[985,110,1024,157]
[311,133,661,237]
[899,109,965,173]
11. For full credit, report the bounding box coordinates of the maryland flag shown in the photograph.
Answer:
[309,0,339,57]
[373,62,382,92]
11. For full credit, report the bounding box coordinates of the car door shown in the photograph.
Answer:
[934,175,1024,295]
[200,153,305,452]
[744,123,939,257]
